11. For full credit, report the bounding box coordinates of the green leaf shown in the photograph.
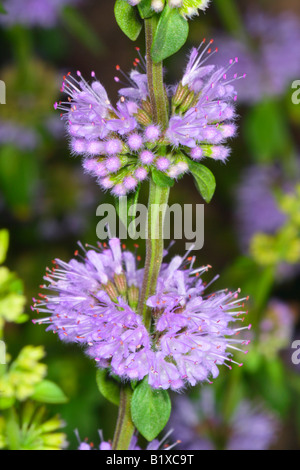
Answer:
[151,5,189,63]
[114,0,143,41]
[32,380,68,404]
[0,230,9,265]
[131,378,171,441]
[61,6,105,55]
[96,369,120,406]
[188,160,216,203]
[138,0,155,19]
[152,169,175,188]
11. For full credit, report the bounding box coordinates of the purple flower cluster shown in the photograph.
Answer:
[0,0,81,28]
[32,238,250,391]
[55,41,243,196]
[169,389,278,450]
[76,429,178,450]
[214,11,300,103]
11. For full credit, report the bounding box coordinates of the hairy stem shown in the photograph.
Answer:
[138,180,170,329]
[145,16,169,129]
[111,387,135,450]
[137,16,170,329]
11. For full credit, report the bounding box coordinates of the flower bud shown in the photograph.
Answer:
[135,108,152,126]
[104,281,119,303]
[128,285,139,310]
[172,82,190,107]
[178,0,210,18]
[151,0,165,12]
[114,273,128,297]
[179,90,195,113]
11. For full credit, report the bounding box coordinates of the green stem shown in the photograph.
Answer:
[111,387,135,450]
[145,16,168,129]
[138,180,170,329]
[137,17,170,329]
[112,15,171,451]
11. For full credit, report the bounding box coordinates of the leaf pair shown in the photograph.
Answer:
[97,371,171,441]
[114,0,189,62]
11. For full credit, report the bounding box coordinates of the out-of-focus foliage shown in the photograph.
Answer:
[251,186,300,267]
[0,346,47,406]
[0,232,68,449]
[0,229,26,333]
[0,403,67,450]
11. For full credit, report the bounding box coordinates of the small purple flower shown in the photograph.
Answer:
[156,157,171,171]
[166,41,243,160]
[55,41,242,195]
[140,149,155,165]
[144,124,161,142]
[0,0,81,28]
[169,388,278,450]
[127,133,143,151]
[32,238,250,391]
